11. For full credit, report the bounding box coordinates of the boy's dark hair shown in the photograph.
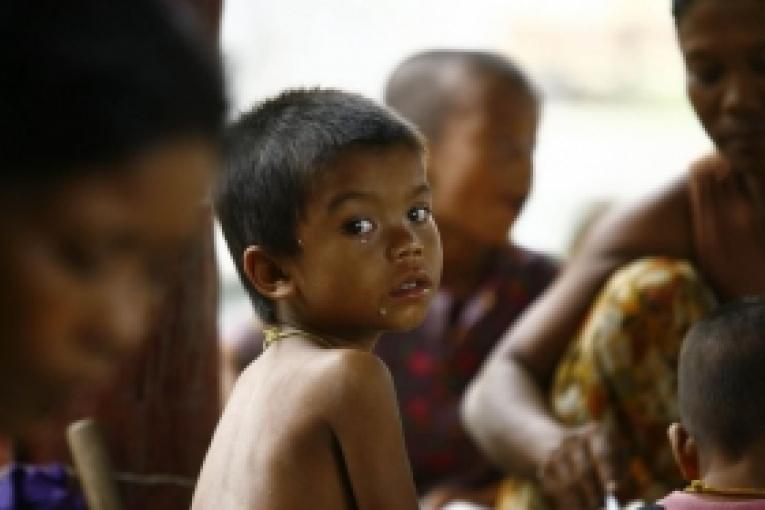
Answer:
[679,297,765,459]
[1,0,226,183]
[216,89,423,323]
[672,0,696,20]
[384,50,536,142]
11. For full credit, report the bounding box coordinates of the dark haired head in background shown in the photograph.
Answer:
[384,49,538,249]
[385,50,536,144]
[0,0,226,433]
[677,297,765,459]
[217,88,422,323]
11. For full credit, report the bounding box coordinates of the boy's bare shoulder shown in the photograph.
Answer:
[233,347,393,411]
[316,349,393,395]
[309,349,396,419]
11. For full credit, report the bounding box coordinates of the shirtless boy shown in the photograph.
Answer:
[192,89,442,509]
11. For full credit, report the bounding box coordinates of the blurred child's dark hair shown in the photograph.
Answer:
[679,297,765,459]
[1,0,226,184]
[384,50,536,143]
[216,88,423,323]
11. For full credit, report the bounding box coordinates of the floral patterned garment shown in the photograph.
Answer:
[376,245,559,495]
[497,258,717,510]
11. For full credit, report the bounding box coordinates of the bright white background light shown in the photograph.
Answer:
[216,0,712,338]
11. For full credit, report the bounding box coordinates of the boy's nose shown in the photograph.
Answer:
[389,226,424,261]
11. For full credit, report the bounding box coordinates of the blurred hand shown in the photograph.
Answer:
[536,423,629,510]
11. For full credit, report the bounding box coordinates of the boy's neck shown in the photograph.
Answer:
[438,220,500,299]
[274,312,380,352]
[700,440,765,494]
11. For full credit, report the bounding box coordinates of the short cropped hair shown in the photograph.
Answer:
[679,297,765,458]
[216,89,423,323]
[1,0,226,184]
[384,50,536,142]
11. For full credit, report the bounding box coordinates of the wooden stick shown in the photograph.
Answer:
[66,418,123,510]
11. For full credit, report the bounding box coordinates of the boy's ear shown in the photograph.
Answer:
[668,422,700,481]
[242,246,294,300]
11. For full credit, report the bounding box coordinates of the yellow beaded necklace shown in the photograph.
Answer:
[685,479,765,499]
[262,325,334,350]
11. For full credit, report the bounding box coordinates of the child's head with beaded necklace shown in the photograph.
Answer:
[669,297,765,491]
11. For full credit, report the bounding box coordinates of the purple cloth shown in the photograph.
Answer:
[0,463,86,510]
[659,491,765,509]
[376,244,558,493]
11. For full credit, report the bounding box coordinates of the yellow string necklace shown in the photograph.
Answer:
[262,325,335,350]
[685,479,765,499]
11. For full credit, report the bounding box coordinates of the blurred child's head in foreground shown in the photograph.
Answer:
[0,0,226,433]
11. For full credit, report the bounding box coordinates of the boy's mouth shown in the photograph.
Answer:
[389,272,433,299]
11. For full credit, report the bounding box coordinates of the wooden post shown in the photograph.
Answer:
[67,419,122,510]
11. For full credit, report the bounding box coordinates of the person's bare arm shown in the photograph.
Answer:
[462,177,693,506]
[327,350,419,510]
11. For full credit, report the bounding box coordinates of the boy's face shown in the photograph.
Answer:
[281,144,442,341]
[0,138,217,433]
[430,81,538,246]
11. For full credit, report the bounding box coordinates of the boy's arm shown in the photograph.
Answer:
[326,350,419,510]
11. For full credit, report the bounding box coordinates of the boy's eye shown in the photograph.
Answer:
[407,205,431,224]
[341,218,376,236]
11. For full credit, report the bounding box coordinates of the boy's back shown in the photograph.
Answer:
[192,89,440,509]
[193,341,415,509]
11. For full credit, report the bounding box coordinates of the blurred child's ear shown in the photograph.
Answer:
[668,422,700,481]
[242,246,294,300]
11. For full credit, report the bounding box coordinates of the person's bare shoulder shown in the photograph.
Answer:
[308,349,419,509]
[502,174,693,375]
[580,174,692,263]
[308,349,396,420]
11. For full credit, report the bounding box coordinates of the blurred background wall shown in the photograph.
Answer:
[217,0,712,339]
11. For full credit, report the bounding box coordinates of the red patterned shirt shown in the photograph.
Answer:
[375,245,558,494]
